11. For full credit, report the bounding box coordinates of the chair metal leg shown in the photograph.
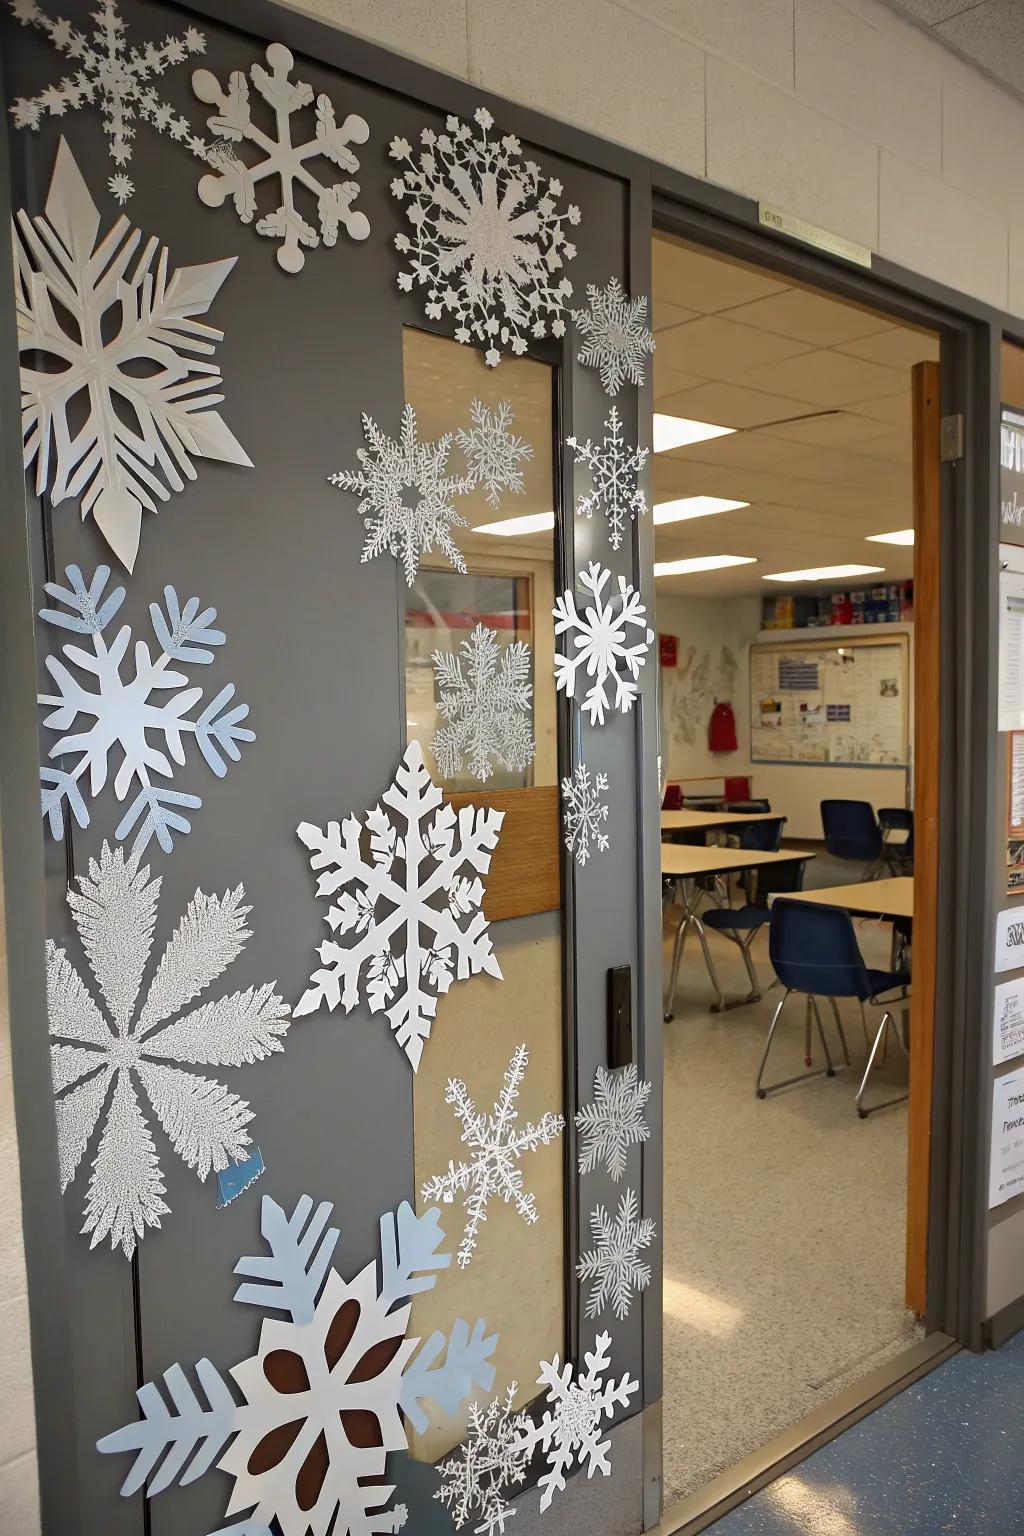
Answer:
[738,934,760,1002]
[694,917,726,1013]
[663,912,688,1023]
[858,1000,870,1056]
[856,1011,910,1118]
[756,990,842,1099]
[826,997,851,1067]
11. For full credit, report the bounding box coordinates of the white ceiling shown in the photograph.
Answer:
[888,0,1024,103]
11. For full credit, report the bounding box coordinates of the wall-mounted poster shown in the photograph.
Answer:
[1001,405,1024,545]
[990,1071,1024,1208]
[994,978,1024,1065]
[749,636,908,766]
[995,906,1024,973]
[1008,733,1024,893]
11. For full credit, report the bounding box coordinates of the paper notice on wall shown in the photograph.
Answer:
[990,1071,1024,1208]
[994,978,1024,1065]
[995,906,1024,972]
[998,569,1024,731]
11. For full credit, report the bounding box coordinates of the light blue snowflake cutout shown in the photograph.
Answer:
[38,564,254,859]
[98,1192,498,1536]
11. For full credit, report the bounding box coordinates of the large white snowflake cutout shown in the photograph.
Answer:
[98,1193,498,1536]
[192,41,371,274]
[457,399,534,509]
[576,1064,652,1181]
[390,105,581,367]
[420,1043,565,1269]
[8,0,207,204]
[38,564,254,860]
[566,406,648,552]
[577,1189,656,1321]
[432,622,535,784]
[561,763,610,868]
[435,1384,529,1536]
[330,404,472,586]
[49,842,290,1258]
[14,138,251,571]
[553,561,654,725]
[295,740,504,1071]
[571,276,655,396]
[517,1332,638,1511]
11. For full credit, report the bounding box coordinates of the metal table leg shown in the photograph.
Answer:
[663,877,725,1020]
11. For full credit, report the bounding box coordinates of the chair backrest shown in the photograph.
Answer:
[879,806,914,852]
[820,799,882,862]
[735,816,785,851]
[724,775,751,802]
[725,799,771,814]
[769,897,873,1000]
[662,784,683,810]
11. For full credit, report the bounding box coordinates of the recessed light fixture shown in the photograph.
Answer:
[763,564,884,582]
[653,413,735,453]
[654,555,757,576]
[866,529,914,546]
[478,511,555,536]
[654,495,749,524]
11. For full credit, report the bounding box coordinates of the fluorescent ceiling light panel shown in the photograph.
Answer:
[653,413,735,452]
[654,495,749,524]
[866,528,914,545]
[763,563,884,582]
[654,555,757,576]
[478,511,555,536]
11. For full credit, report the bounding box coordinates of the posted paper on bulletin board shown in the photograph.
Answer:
[990,1071,1024,1208]
[1008,732,1024,893]
[998,555,1024,732]
[750,639,907,766]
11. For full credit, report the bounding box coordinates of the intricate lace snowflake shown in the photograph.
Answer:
[8,0,207,203]
[553,561,654,725]
[566,406,648,552]
[432,622,535,784]
[517,1332,638,1511]
[576,1064,652,1181]
[98,1193,497,1536]
[577,1189,656,1321]
[420,1043,565,1269]
[561,763,610,868]
[390,105,581,367]
[192,41,370,274]
[457,399,534,509]
[435,1384,530,1536]
[13,139,250,571]
[38,564,254,860]
[330,404,472,586]
[295,740,503,1071]
[48,842,289,1258]
[571,276,655,396]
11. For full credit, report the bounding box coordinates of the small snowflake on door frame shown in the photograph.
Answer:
[566,405,648,552]
[571,276,655,396]
[553,561,654,725]
[561,763,610,868]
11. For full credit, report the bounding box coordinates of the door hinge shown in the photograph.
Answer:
[940,413,964,462]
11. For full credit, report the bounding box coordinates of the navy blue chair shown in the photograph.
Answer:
[757,897,910,1115]
[820,799,884,879]
[878,806,914,875]
[703,822,800,1003]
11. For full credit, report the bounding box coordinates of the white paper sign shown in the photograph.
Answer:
[990,1071,1024,1207]
[994,978,1024,1064]
[999,567,1024,732]
[995,906,1024,973]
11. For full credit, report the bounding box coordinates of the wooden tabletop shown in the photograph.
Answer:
[661,808,780,833]
[662,844,815,877]
[785,875,914,921]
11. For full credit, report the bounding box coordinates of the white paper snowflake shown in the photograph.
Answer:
[576,1064,652,1181]
[435,1384,530,1536]
[8,0,207,203]
[390,105,581,367]
[38,564,254,860]
[457,399,534,510]
[576,1189,656,1321]
[13,138,251,571]
[553,561,654,726]
[295,739,504,1071]
[192,41,370,274]
[561,764,610,868]
[48,842,289,1258]
[330,404,472,586]
[566,406,648,552]
[98,1193,497,1536]
[432,622,535,784]
[517,1332,638,1511]
[571,277,655,396]
[420,1043,565,1269]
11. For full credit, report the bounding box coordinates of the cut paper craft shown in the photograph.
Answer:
[420,1042,566,1269]
[432,622,535,783]
[8,0,207,204]
[553,561,654,725]
[571,276,655,396]
[193,41,370,273]
[575,1063,652,1181]
[561,763,610,867]
[98,1193,497,1536]
[566,405,649,551]
[517,1332,638,1511]
[457,399,533,510]
[14,139,251,571]
[434,1384,529,1536]
[330,404,472,586]
[38,564,254,859]
[576,1188,656,1320]
[390,105,581,367]
[49,842,290,1258]
[296,740,504,1070]
[217,1146,265,1209]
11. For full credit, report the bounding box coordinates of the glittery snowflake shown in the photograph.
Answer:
[560,763,610,868]
[576,1189,656,1321]
[566,406,648,552]
[553,561,654,725]
[48,842,290,1258]
[457,399,534,510]
[8,0,207,203]
[420,1043,565,1269]
[295,739,504,1071]
[390,105,581,367]
[432,622,534,783]
[98,1192,497,1536]
[329,404,472,586]
[192,41,370,274]
[575,1064,651,1181]
[435,1384,530,1536]
[38,564,254,860]
[571,276,655,396]
[517,1332,638,1512]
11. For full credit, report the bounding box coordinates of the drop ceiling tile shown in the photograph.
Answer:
[652,233,788,311]
[774,445,910,492]
[656,380,818,429]
[845,431,913,465]
[835,326,940,369]
[653,458,736,498]
[759,411,896,448]
[656,314,813,380]
[731,349,908,406]
[667,430,816,471]
[848,392,912,427]
[653,356,707,400]
[720,286,890,346]
[653,298,699,330]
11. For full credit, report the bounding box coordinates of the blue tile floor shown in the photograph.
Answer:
[708,1330,1024,1534]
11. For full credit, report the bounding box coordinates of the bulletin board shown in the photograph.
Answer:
[750,635,909,766]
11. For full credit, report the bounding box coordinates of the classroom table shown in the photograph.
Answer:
[784,875,913,922]
[661,808,780,835]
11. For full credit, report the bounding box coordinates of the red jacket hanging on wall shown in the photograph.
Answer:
[708,700,738,753]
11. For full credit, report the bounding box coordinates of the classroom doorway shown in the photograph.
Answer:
[650,230,942,1518]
